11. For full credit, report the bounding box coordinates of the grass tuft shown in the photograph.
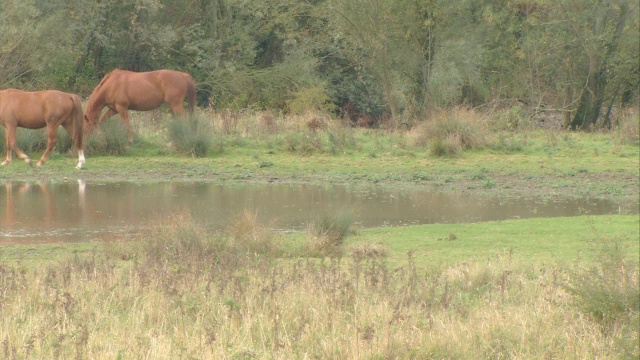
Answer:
[304,212,353,257]
[168,115,215,157]
[410,107,488,157]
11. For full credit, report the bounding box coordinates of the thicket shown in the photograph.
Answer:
[0,0,638,130]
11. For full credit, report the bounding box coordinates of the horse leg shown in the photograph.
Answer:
[98,108,117,124]
[169,102,186,117]
[1,128,11,166]
[62,122,85,169]
[36,125,58,167]
[2,125,31,166]
[115,106,133,144]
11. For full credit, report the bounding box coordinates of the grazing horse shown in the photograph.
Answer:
[0,89,85,169]
[84,69,196,143]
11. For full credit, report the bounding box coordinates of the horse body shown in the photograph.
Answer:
[0,89,85,169]
[85,69,196,143]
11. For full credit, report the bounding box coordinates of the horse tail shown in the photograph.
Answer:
[69,94,84,150]
[184,73,196,114]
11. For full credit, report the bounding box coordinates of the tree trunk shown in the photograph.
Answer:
[380,42,397,119]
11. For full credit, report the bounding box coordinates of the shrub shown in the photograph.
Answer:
[283,133,321,155]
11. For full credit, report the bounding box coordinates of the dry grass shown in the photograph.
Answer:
[1,214,637,359]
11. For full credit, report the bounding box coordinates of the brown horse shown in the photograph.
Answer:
[84,69,196,143]
[0,89,85,169]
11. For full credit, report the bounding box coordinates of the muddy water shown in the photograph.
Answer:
[1,181,637,245]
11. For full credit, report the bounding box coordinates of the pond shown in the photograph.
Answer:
[1,180,637,245]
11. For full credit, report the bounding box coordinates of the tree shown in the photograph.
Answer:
[564,0,634,129]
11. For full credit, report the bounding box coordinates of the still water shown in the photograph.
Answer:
[1,180,637,245]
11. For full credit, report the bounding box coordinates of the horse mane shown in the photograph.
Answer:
[93,69,121,93]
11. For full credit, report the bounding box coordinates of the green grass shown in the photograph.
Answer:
[3,215,637,269]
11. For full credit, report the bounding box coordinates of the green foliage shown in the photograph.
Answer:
[286,85,337,115]
[0,0,637,128]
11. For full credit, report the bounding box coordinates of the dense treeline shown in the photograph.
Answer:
[0,0,638,129]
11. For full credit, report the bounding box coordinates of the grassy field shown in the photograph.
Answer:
[0,108,638,200]
[0,108,638,358]
[0,214,638,359]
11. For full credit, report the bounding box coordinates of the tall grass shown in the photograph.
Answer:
[0,127,46,155]
[563,236,639,339]
[0,214,638,359]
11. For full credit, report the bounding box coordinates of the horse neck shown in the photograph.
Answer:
[86,89,107,117]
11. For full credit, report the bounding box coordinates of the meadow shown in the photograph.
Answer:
[0,106,638,358]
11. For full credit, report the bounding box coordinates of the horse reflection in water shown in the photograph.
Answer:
[1,180,86,244]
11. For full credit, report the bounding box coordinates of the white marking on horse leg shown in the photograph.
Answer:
[1,159,9,166]
[76,150,86,169]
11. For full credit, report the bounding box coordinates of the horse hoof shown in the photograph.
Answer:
[76,163,84,169]
[0,161,9,166]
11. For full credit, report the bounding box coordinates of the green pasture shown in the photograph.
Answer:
[2,215,637,269]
